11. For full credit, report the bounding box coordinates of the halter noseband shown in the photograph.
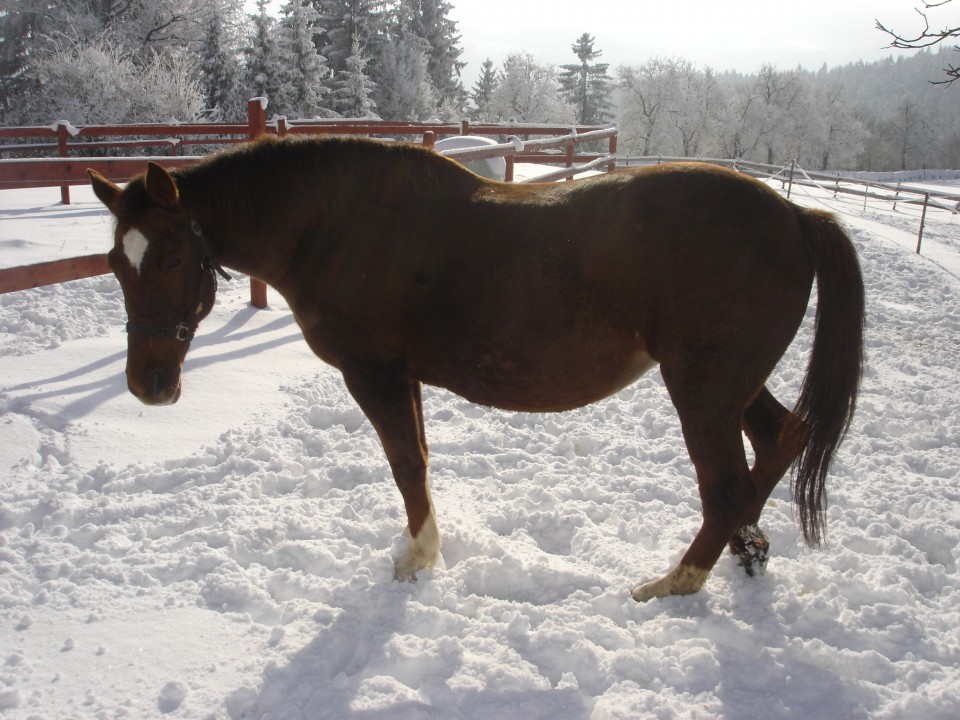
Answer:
[125,221,232,343]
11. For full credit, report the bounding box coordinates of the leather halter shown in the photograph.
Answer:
[125,221,232,343]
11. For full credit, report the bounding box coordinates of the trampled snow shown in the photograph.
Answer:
[1,173,959,719]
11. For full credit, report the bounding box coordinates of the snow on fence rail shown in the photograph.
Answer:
[0,98,618,303]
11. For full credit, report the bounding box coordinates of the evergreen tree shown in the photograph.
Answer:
[402,0,465,110]
[246,0,285,106]
[373,3,436,119]
[330,34,378,117]
[559,33,612,124]
[315,0,388,74]
[199,8,245,120]
[275,0,331,118]
[470,58,498,120]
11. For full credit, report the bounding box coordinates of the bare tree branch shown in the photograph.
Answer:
[876,0,960,84]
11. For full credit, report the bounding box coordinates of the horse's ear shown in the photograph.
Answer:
[87,169,121,213]
[145,162,180,208]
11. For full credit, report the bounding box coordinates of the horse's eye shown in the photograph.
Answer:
[166,258,182,271]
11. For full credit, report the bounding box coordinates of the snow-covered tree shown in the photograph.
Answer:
[198,7,245,120]
[559,33,612,125]
[470,58,498,120]
[488,51,574,123]
[274,0,332,118]
[27,33,203,124]
[616,58,678,156]
[245,0,285,108]
[315,0,388,74]
[665,62,725,157]
[330,34,378,117]
[402,0,465,110]
[373,7,436,119]
[800,83,866,170]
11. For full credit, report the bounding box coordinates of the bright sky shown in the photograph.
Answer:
[449,0,928,80]
[251,1,940,82]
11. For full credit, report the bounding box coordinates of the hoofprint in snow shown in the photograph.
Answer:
[1,176,959,719]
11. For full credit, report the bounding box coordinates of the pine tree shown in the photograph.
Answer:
[402,0,465,110]
[315,0,388,75]
[246,0,285,107]
[275,0,332,118]
[199,9,244,120]
[373,4,437,119]
[330,34,378,117]
[559,33,612,125]
[470,58,498,120]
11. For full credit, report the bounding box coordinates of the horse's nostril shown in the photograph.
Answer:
[148,370,164,397]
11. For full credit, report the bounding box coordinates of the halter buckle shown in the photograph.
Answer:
[174,323,194,342]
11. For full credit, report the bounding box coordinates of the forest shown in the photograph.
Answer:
[1,0,958,171]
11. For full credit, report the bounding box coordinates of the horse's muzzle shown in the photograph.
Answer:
[128,367,182,406]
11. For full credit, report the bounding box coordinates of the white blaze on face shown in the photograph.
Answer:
[121,229,149,274]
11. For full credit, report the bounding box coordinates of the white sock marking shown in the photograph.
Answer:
[395,505,441,581]
[122,229,149,274]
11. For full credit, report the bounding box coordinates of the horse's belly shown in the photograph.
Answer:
[426,346,658,413]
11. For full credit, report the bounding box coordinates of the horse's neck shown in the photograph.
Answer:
[179,156,333,286]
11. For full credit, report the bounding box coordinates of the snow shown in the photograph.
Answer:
[2,173,960,719]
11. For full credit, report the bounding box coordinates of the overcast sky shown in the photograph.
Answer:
[449,0,930,80]
[251,1,942,81]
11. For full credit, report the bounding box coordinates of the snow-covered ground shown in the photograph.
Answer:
[1,170,959,719]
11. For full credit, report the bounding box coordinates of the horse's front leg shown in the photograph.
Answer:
[341,367,439,581]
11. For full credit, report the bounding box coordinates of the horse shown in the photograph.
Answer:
[87,135,864,601]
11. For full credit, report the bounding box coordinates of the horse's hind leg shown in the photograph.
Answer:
[632,367,756,601]
[730,386,800,576]
[341,368,439,580]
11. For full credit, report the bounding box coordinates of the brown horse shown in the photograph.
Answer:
[87,136,864,601]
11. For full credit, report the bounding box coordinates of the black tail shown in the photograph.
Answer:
[787,209,865,545]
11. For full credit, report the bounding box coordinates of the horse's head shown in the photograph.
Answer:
[88,163,228,406]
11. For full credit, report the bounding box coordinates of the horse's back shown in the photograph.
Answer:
[402,163,814,410]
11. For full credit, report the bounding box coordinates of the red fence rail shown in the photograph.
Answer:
[1,98,618,304]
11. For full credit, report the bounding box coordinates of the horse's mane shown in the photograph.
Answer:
[172,136,479,232]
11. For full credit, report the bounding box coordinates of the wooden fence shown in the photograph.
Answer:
[0,98,618,304]
[621,155,960,254]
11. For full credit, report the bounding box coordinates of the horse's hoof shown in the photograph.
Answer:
[631,564,709,602]
[392,512,441,583]
[729,524,770,577]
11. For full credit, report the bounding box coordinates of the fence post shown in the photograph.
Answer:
[247,98,269,309]
[786,160,796,199]
[916,192,929,254]
[56,122,71,205]
[461,119,470,135]
[893,182,901,211]
[422,131,436,148]
[607,133,618,174]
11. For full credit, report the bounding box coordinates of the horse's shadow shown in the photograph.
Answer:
[2,307,301,422]
[238,579,589,719]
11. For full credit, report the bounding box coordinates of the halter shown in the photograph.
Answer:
[125,221,232,343]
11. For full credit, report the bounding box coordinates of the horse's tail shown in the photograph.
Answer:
[786,208,865,546]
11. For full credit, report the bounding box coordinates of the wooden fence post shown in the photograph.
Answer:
[422,131,436,148]
[56,122,70,205]
[607,134,618,173]
[247,98,269,309]
[916,192,929,254]
[786,160,796,199]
